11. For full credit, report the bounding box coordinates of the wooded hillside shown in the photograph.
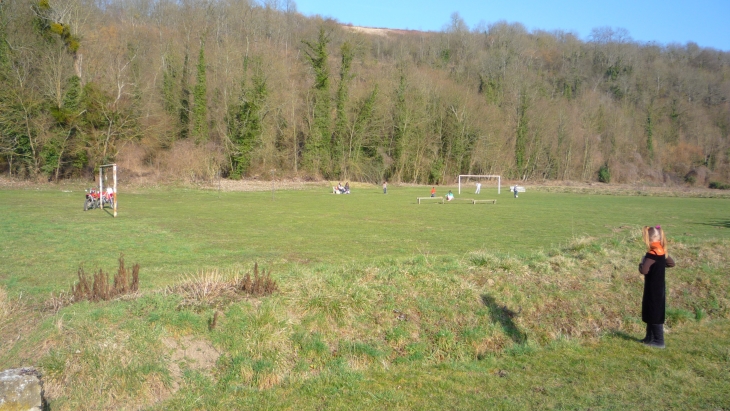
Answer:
[1,0,728,185]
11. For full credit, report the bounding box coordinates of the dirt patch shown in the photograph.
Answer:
[208,178,321,192]
[342,25,432,37]
[198,179,381,193]
[162,336,220,392]
[529,180,730,198]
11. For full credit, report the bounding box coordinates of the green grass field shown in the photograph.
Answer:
[1,184,729,410]
[2,184,728,294]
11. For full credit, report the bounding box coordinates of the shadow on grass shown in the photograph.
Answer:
[606,330,641,343]
[695,219,730,229]
[481,294,526,344]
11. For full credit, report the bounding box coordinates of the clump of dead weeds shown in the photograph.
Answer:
[46,254,140,311]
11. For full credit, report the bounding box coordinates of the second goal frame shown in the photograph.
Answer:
[458,175,501,194]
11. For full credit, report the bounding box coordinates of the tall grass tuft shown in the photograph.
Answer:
[0,286,18,319]
[169,263,278,309]
[175,269,231,307]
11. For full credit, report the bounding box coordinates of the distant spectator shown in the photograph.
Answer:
[430,187,436,197]
[383,181,387,194]
[475,182,481,194]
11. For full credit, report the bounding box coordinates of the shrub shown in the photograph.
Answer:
[598,164,611,183]
[709,181,730,190]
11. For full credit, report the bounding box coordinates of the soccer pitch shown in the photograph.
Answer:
[1,185,728,294]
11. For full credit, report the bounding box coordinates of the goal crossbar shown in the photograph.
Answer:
[458,175,501,194]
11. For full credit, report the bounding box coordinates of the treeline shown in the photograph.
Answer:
[1,0,728,185]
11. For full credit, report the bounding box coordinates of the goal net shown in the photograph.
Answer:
[458,175,501,195]
[99,164,118,217]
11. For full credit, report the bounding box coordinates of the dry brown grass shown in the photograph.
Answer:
[167,263,278,309]
[172,269,232,308]
[41,327,171,411]
[530,181,730,198]
[154,140,225,183]
[114,139,227,185]
[0,286,16,320]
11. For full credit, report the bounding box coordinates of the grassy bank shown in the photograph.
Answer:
[1,234,728,409]
[159,318,730,410]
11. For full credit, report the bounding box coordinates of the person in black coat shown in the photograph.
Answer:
[638,225,676,348]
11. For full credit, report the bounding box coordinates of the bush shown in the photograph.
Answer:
[708,181,730,190]
[597,164,611,183]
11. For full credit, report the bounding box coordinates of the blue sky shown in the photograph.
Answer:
[294,0,730,51]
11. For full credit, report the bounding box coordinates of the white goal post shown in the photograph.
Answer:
[458,175,501,194]
[99,163,118,217]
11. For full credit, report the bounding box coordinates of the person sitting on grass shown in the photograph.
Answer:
[446,190,454,201]
[332,182,351,194]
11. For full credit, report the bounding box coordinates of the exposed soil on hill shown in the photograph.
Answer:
[162,336,220,393]
[343,25,432,36]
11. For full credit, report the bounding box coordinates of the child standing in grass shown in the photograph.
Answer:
[638,225,676,348]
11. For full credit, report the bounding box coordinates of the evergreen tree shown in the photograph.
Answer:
[63,75,81,113]
[478,73,501,105]
[179,51,191,139]
[645,106,654,160]
[192,42,208,143]
[128,43,142,112]
[667,99,680,144]
[515,92,528,178]
[332,41,353,178]
[392,72,408,170]
[0,4,9,75]
[351,86,378,161]
[302,27,331,176]
[228,59,267,179]
[162,53,179,115]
